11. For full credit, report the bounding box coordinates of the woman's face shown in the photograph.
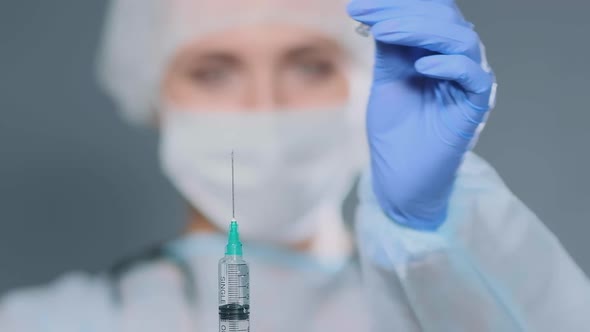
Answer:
[162,23,350,111]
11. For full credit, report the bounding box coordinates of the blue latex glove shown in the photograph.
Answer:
[348,0,497,231]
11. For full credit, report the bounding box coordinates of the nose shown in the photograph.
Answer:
[242,68,279,111]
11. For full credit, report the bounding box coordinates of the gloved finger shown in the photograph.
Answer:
[434,82,488,144]
[371,18,480,56]
[415,54,496,111]
[415,54,493,94]
[347,0,470,28]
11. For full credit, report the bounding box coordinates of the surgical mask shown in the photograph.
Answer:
[159,104,366,244]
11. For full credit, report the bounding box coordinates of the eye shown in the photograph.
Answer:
[295,60,335,79]
[188,66,231,86]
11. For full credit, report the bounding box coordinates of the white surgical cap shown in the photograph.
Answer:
[96,0,374,124]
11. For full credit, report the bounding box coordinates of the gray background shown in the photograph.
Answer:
[0,0,588,294]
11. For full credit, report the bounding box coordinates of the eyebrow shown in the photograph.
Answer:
[179,39,343,68]
[284,44,339,59]
[191,52,240,65]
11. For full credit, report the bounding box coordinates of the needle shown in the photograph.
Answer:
[231,150,235,220]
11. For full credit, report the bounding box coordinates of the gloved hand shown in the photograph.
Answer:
[348,0,497,231]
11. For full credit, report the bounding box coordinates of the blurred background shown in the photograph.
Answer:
[0,0,588,294]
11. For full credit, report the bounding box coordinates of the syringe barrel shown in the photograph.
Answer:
[218,255,249,306]
[219,255,250,332]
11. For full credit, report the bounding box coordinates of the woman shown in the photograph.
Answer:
[1,0,589,330]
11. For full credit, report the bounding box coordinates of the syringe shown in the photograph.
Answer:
[219,152,250,332]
